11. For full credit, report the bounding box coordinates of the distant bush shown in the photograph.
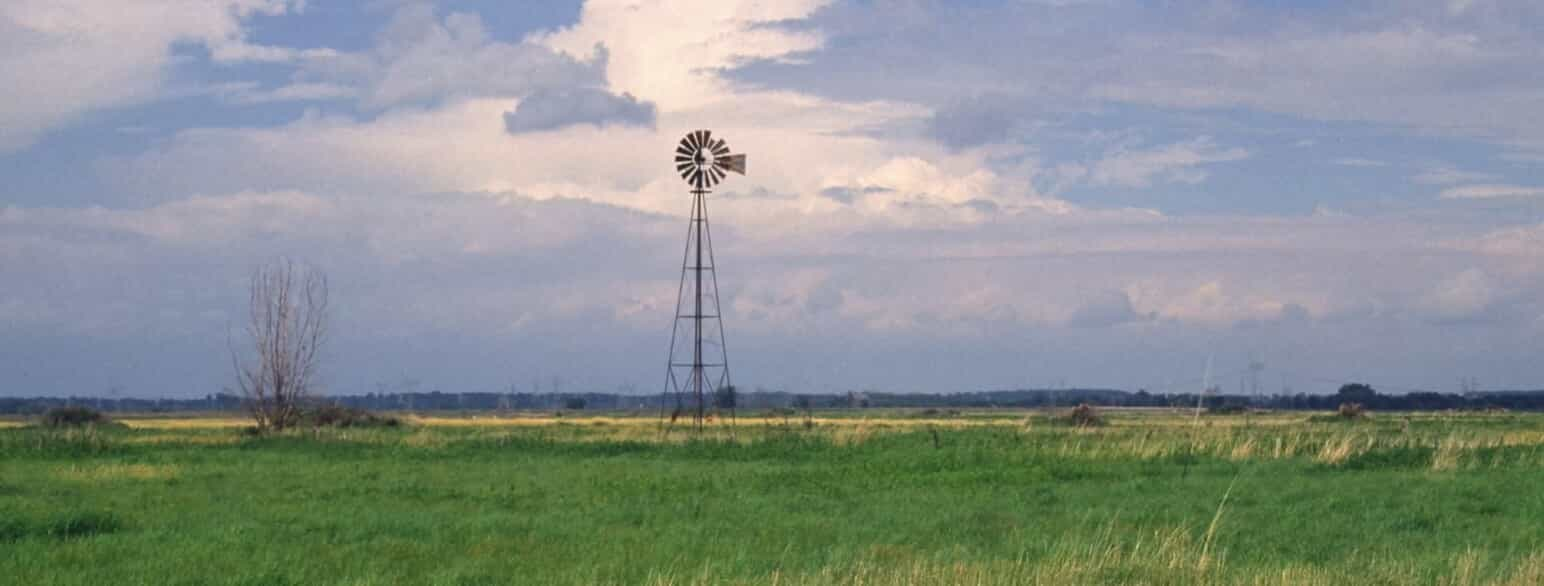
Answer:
[1337,402,1367,420]
[1309,402,1370,423]
[1206,404,1249,415]
[302,405,400,428]
[1063,403,1104,427]
[39,406,109,428]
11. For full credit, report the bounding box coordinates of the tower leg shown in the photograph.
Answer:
[660,188,733,433]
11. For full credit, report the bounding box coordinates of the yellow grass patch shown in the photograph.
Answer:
[409,415,651,428]
[55,463,179,482]
[119,417,251,430]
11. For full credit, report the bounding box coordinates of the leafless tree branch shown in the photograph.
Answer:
[232,258,328,431]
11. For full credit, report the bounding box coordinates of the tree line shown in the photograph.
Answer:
[6,384,1544,415]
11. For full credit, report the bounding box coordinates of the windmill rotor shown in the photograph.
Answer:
[674,129,746,190]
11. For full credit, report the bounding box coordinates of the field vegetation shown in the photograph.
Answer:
[2,409,1542,585]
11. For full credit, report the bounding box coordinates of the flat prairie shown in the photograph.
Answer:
[2,410,1542,585]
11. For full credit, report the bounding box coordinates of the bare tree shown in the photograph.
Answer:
[231,259,328,431]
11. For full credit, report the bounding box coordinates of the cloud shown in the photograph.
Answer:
[1413,269,1501,324]
[1414,167,1496,185]
[1279,303,1312,323]
[732,4,1544,147]
[926,94,1035,149]
[1089,137,1249,188]
[208,42,338,64]
[503,88,656,134]
[819,186,858,205]
[287,4,605,110]
[1068,290,1151,328]
[1455,223,1544,257]
[1440,184,1544,199]
[1332,158,1388,168]
[534,0,829,110]
[222,82,356,105]
[0,0,307,152]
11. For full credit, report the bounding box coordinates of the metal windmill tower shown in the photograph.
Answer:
[661,130,746,431]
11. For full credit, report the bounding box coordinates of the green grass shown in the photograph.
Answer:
[2,411,1542,584]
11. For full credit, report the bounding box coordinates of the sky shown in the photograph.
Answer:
[3,0,1544,399]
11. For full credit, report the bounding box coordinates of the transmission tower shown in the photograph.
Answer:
[1247,354,1265,404]
[661,129,747,432]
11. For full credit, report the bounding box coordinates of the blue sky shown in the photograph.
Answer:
[3,0,1544,398]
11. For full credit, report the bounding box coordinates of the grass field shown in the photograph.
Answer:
[2,409,1543,585]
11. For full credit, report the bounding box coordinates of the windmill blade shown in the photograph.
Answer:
[697,130,711,151]
[684,132,700,150]
[710,166,726,183]
[715,154,746,175]
[676,162,694,174]
[711,139,730,156]
[676,144,694,158]
[674,154,692,163]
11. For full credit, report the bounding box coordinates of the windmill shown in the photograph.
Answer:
[662,130,746,431]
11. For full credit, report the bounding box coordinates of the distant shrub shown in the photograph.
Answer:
[303,405,400,429]
[564,397,588,411]
[39,406,109,428]
[1307,403,1370,423]
[1337,402,1367,420]
[1206,404,1249,415]
[1064,403,1103,427]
